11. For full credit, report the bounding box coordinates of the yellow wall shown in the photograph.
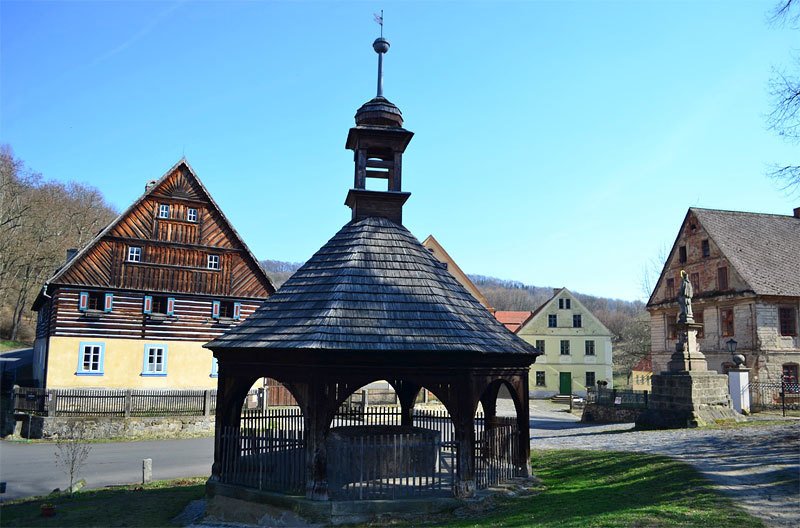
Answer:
[45,336,218,389]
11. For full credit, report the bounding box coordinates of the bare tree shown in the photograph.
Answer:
[0,147,117,341]
[768,0,800,195]
[54,422,92,494]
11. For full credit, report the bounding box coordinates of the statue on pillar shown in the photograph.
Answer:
[677,270,694,324]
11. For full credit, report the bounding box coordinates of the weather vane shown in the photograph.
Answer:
[373,10,384,37]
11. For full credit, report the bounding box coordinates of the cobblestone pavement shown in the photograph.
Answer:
[521,400,800,528]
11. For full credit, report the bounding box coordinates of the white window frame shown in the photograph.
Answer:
[77,342,104,375]
[207,254,220,270]
[142,344,168,376]
[187,208,198,222]
[585,340,596,356]
[127,246,142,262]
[158,204,170,219]
[560,340,570,355]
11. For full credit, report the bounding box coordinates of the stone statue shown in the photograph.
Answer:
[677,270,694,323]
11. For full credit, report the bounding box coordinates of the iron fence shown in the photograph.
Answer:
[587,387,649,409]
[749,380,800,416]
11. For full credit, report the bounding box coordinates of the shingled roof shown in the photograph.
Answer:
[692,208,800,297]
[207,217,540,355]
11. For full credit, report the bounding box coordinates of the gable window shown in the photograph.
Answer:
[666,278,675,298]
[701,239,710,258]
[679,245,687,263]
[77,342,104,375]
[720,308,734,337]
[690,273,700,293]
[535,339,545,353]
[573,314,582,328]
[142,344,167,376]
[127,246,142,262]
[207,254,220,270]
[187,208,198,222]
[548,314,557,328]
[585,340,595,355]
[558,298,571,310]
[560,340,570,355]
[585,371,596,388]
[779,308,797,337]
[158,204,170,219]
[718,267,729,291]
[535,371,546,387]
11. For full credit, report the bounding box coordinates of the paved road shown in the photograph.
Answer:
[525,401,800,528]
[0,437,213,501]
[2,402,798,528]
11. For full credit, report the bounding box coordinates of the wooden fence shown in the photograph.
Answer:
[218,405,521,497]
[13,387,219,417]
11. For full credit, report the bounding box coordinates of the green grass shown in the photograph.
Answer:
[0,340,30,352]
[0,451,765,528]
[429,450,763,528]
[0,478,206,527]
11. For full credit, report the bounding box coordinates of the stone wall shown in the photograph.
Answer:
[14,415,214,440]
[580,403,643,423]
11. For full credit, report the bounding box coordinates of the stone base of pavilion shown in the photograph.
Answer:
[205,477,539,526]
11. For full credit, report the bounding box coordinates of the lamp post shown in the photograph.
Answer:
[727,338,745,367]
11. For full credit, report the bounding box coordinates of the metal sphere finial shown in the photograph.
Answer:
[373,37,390,54]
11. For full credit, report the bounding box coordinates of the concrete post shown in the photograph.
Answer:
[124,390,132,418]
[142,458,152,484]
[728,367,751,414]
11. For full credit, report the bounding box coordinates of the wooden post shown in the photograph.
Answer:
[203,390,212,417]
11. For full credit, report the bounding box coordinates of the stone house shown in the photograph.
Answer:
[647,207,800,383]
[497,288,614,398]
[30,160,274,389]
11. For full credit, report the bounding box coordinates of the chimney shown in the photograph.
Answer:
[794,207,800,219]
[66,248,78,263]
[145,180,157,192]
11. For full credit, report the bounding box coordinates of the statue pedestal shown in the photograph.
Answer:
[636,324,743,429]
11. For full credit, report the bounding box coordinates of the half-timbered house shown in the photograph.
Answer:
[30,159,274,389]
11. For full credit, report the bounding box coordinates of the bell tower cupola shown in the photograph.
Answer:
[345,32,414,225]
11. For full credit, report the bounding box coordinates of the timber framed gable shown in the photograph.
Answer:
[42,159,274,299]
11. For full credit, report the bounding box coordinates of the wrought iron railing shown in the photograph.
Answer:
[749,380,800,416]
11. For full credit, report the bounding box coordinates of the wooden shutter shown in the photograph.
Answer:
[79,292,89,312]
[233,302,242,320]
[167,297,175,316]
[212,300,220,319]
[143,295,153,314]
[104,293,113,313]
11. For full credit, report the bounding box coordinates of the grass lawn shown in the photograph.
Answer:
[0,340,30,352]
[0,478,206,527]
[0,451,764,528]
[434,450,763,528]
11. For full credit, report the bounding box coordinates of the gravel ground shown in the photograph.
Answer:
[523,399,800,528]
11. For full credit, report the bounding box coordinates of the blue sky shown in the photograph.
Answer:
[2,1,796,302]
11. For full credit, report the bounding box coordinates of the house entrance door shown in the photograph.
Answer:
[559,372,572,395]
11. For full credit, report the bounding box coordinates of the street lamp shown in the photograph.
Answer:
[727,338,745,367]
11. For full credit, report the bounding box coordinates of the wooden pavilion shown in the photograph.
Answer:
[206,37,541,504]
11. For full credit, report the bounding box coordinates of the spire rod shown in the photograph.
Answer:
[372,11,389,98]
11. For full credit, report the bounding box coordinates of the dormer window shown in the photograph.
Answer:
[158,204,170,219]
[127,246,142,262]
[187,208,198,222]
[207,254,220,270]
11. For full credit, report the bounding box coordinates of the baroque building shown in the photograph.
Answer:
[647,207,800,383]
